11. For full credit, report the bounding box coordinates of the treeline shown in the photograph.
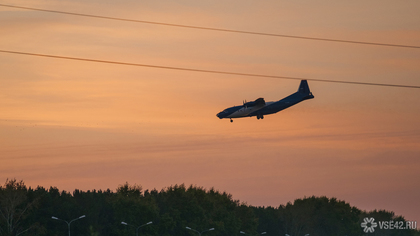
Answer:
[0,179,418,236]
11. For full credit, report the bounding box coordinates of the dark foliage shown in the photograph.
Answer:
[0,179,418,236]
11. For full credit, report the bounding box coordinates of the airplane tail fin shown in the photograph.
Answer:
[298,80,314,99]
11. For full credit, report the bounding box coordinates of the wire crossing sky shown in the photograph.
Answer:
[1,49,419,89]
[1,3,420,50]
[1,0,420,226]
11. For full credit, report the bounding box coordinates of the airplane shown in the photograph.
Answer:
[216,80,314,122]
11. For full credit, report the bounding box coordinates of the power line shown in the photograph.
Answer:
[1,49,419,89]
[1,3,419,50]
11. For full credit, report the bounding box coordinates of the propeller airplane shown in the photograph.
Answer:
[216,80,314,122]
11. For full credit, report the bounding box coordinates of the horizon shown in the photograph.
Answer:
[3,178,413,219]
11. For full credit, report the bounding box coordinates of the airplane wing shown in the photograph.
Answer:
[244,98,265,107]
[254,97,266,106]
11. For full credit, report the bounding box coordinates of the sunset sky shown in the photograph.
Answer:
[1,0,419,224]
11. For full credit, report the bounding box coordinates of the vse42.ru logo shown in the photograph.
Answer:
[361,217,417,233]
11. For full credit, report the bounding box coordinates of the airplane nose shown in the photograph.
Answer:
[216,112,224,119]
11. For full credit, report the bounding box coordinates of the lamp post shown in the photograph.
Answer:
[240,231,267,236]
[51,215,85,236]
[186,226,215,236]
[121,221,153,236]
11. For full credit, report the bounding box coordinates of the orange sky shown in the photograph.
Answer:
[1,0,420,224]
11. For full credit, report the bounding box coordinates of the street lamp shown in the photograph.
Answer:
[240,231,267,236]
[186,226,215,236]
[121,221,153,236]
[51,215,86,236]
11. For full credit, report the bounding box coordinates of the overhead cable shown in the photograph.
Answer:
[1,49,419,89]
[1,3,419,50]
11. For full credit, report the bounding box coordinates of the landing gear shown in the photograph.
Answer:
[256,115,264,120]
[230,118,233,123]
